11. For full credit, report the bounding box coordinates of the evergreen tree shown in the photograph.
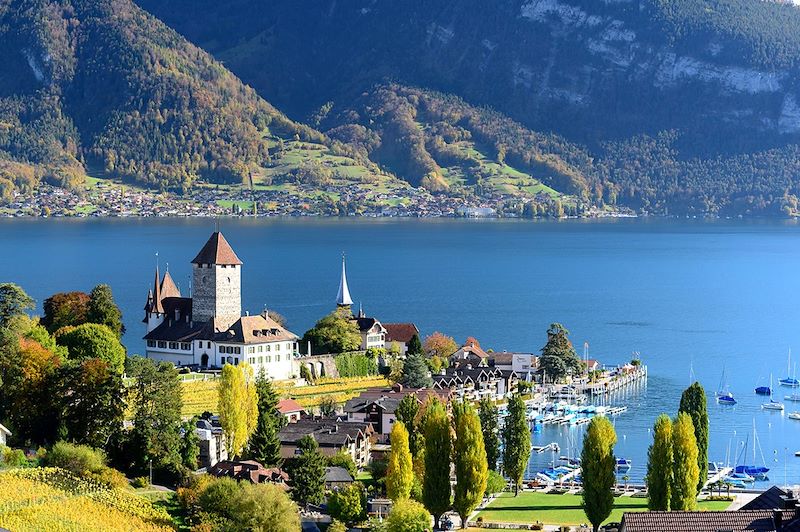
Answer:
[386,420,414,501]
[395,394,420,456]
[407,333,423,356]
[502,394,531,496]
[537,323,583,382]
[647,414,673,511]
[422,397,451,527]
[453,401,488,529]
[87,284,125,337]
[291,435,327,507]
[671,412,700,511]
[402,350,433,388]
[247,369,285,466]
[0,283,34,328]
[478,397,500,471]
[581,416,617,532]
[679,382,709,491]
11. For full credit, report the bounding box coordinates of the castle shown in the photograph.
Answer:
[143,231,299,380]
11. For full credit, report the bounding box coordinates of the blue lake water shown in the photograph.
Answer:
[1,217,799,486]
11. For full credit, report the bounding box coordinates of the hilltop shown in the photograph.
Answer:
[137,0,800,216]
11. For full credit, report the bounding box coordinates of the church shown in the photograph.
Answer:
[143,231,299,380]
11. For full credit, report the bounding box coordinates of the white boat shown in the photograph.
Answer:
[796,450,800,457]
[762,400,784,411]
[716,365,737,404]
[789,412,800,420]
[784,394,800,402]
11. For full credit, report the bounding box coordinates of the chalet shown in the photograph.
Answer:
[586,359,601,372]
[343,387,449,442]
[277,398,305,423]
[383,323,419,355]
[449,337,489,368]
[432,366,517,401]
[143,231,299,380]
[278,419,373,468]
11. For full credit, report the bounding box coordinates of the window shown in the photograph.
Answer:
[266,356,271,363]
[169,342,178,350]
[181,343,190,351]
[258,357,263,364]
[157,341,166,348]
[286,343,292,351]
[276,355,280,362]
[235,347,241,354]
[258,345,263,353]
[266,345,271,352]
[147,340,155,347]
[276,344,281,351]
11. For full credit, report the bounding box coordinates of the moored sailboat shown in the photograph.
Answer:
[733,420,770,480]
[779,350,799,387]
[716,365,737,405]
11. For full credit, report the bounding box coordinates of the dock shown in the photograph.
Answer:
[704,466,733,489]
[531,442,560,454]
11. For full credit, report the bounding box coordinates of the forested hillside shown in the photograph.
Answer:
[0,0,393,199]
[137,0,800,215]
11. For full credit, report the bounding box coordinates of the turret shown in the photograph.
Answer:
[191,231,242,330]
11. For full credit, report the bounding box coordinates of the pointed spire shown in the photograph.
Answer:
[336,253,353,307]
[160,270,181,299]
[191,231,242,265]
[151,265,164,314]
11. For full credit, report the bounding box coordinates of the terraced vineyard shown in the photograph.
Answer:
[0,468,174,532]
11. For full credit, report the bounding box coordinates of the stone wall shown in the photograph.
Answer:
[192,263,241,329]
[294,355,338,380]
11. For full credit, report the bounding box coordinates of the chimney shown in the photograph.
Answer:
[175,308,180,321]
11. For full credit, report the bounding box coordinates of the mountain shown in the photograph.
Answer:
[0,0,396,200]
[137,0,800,216]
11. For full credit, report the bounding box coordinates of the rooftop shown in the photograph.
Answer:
[191,231,242,265]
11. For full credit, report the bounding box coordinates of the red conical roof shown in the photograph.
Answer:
[191,232,242,265]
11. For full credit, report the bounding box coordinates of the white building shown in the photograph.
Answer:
[0,423,10,446]
[143,231,299,380]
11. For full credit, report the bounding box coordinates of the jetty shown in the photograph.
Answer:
[704,466,734,489]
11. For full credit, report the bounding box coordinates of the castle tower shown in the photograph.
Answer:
[191,231,243,330]
[336,253,353,308]
[144,266,165,332]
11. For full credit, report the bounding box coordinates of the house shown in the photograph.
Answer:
[0,423,10,446]
[324,466,354,490]
[620,487,800,532]
[343,386,451,442]
[143,231,300,380]
[490,351,538,377]
[383,323,419,355]
[585,359,601,372]
[195,418,227,469]
[449,337,489,368]
[432,366,517,401]
[277,398,305,423]
[210,460,289,487]
[278,419,373,468]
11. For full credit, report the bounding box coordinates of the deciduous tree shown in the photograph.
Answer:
[422,397,451,527]
[478,398,500,471]
[56,323,126,374]
[42,291,90,333]
[61,358,125,449]
[647,414,673,511]
[679,382,709,491]
[231,482,300,532]
[423,332,457,359]
[671,412,699,511]
[385,499,432,532]
[453,401,488,528]
[218,362,258,458]
[386,420,414,501]
[502,394,531,496]
[581,416,617,532]
[0,283,34,328]
[328,482,366,525]
[302,309,361,354]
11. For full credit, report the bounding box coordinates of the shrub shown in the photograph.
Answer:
[335,352,378,378]
[328,450,357,478]
[328,483,366,525]
[3,448,27,467]
[385,499,431,532]
[46,442,106,476]
[90,466,129,489]
[328,520,347,532]
[132,476,150,489]
[196,477,240,519]
[230,482,300,532]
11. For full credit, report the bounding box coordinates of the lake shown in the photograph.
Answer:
[1,217,799,486]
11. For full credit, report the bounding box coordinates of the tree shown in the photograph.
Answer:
[319,395,337,417]
[86,284,125,337]
[478,398,500,471]
[671,412,699,511]
[407,333,424,356]
[538,323,583,382]
[581,416,617,532]
[328,450,357,478]
[328,482,366,525]
[291,435,326,507]
[502,394,531,496]
[453,401,488,529]
[647,414,673,511]
[218,362,258,458]
[385,499,432,532]
[231,482,300,532]
[55,323,126,374]
[302,309,361,354]
[61,358,125,449]
[386,420,414,501]
[421,397,451,527]
[395,394,421,456]
[328,520,347,532]
[424,332,458,359]
[402,351,433,388]
[0,283,34,328]
[179,418,200,471]
[246,369,285,466]
[679,382,709,491]
[42,291,90,333]
[124,357,184,481]
[485,470,506,496]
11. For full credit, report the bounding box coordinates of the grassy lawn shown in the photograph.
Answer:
[476,492,731,526]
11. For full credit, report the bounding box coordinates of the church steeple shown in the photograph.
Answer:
[336,253,354,307]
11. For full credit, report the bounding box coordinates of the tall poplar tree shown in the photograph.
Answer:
[218,362,258,458]
[679,382,709,491]
[386,420,414,501]
[422,397,451,528]
[395,394,421,456]
[646,414,673,511]
[478,398,500,471]
[581,416,617,532]
[671,412,700,511]
[453,401,488,529]
[502,393,531,496]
